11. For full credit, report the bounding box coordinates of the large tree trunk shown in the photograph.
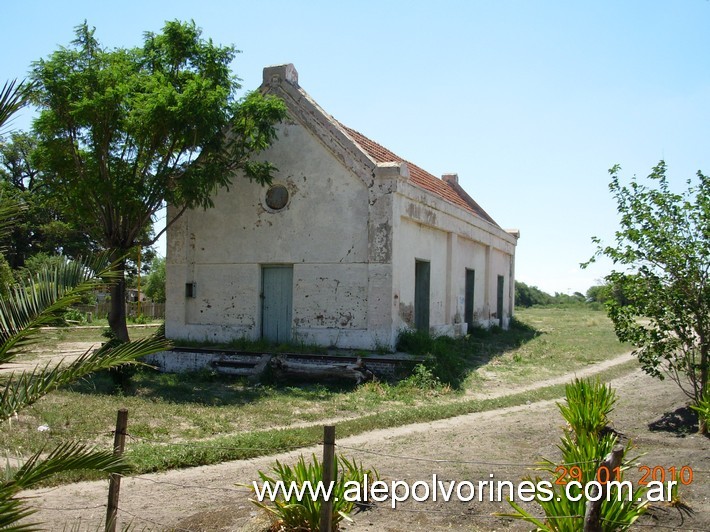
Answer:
[106,258,132,393]
[107,259,130,342]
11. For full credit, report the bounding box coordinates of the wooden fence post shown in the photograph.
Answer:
[319,425,336,532]
[583,444,624,532]
[105,409,128,532]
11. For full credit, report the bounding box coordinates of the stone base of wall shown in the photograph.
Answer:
[144,348,422,381]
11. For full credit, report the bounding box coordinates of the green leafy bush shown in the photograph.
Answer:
[396,330,467,388]
[63,308,87,324]
[128,314,151,325]
[399,363,442,391]
[249,453,377,531]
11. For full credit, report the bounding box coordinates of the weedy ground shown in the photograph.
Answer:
[1,307,633,482]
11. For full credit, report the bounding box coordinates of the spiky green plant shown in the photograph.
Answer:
[689,388,709,430]
[0,79,34,134]
[557,378,617,438]
[500,379,647,531]
[249,453,377,531]
[0,259,169,528]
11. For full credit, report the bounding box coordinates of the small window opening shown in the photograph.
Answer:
[265,184,289,210]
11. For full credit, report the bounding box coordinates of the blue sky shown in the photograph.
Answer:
[2,1,708,295]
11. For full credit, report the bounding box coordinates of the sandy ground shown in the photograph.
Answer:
[18,356,710,531]
[0,342,96,375]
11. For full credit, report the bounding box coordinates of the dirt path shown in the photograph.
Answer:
[19,355,708,531]
[0,342,96,375]
[465,351,635,399]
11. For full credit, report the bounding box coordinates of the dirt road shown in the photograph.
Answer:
[19,362,709,531]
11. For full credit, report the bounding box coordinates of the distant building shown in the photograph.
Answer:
[126,288,147,303]
[166,64,519,350]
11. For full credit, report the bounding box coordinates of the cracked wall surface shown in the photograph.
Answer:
[166,119,385,347]
[166,65,517,349]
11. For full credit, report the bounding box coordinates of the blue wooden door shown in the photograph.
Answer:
[262,266,293,343]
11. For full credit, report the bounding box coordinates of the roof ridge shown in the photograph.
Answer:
[338,122,499,227]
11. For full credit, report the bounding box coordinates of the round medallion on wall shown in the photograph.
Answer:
[264,184,289,211]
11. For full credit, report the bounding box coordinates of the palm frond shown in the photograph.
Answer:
[0,332,170,422]
[0,253,119,362]
[0,442,132,530]
[10,441,132,490]
[0,197,24,254]
[0,493,37,531]
[0,79,35,134]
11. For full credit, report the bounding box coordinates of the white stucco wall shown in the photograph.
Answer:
[166,64,518,350]
[166,121,380,346]
[390,178,517,336]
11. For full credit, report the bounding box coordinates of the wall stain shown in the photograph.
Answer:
[399,302,414,326]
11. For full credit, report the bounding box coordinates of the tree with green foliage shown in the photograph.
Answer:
[144,255,166,303]
[0,131,98,267]
[515,281,553,308]
[586,283,612,304]
[0,82,169,529]
[585,161,709,434]
[586,279,636,307]
[0,81,35,294]
[31,21,287,342]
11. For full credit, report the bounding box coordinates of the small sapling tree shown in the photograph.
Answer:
[585,161,709,434]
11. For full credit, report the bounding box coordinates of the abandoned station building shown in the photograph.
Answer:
[165,64,519,351]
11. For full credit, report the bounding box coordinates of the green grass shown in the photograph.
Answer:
[11,323,163,363]
[469,306,630,386]
[173,335,328,354]
[396,306,629,390]
[1,307,635,484]
[32,323,162,345]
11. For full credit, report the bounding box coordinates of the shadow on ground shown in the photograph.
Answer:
[67,366,355,407]
[66,320,542,404]
[394,318,541,388]
[648,405,698,437]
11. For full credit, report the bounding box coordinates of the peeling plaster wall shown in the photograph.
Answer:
[453,237,488,323]
[167,65,517,350]
[391,181,517,335]
[166,121,381,346]
[395,218,449,329]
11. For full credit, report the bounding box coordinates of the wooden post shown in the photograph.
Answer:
[319,425,336,532]
[583,444,624,532]
[105,409,128,532]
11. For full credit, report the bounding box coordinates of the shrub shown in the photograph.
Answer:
[63,307,86,324]
[557,378,617,438]
[502,379,647,530]
[249,453,377,531]
[690,388,710,431]
[399,363,442,391]
[129,314,151,325]
[396,330,468,388]
[395,329,435,355]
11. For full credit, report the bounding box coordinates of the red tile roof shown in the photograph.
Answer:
[339,124,499,227]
